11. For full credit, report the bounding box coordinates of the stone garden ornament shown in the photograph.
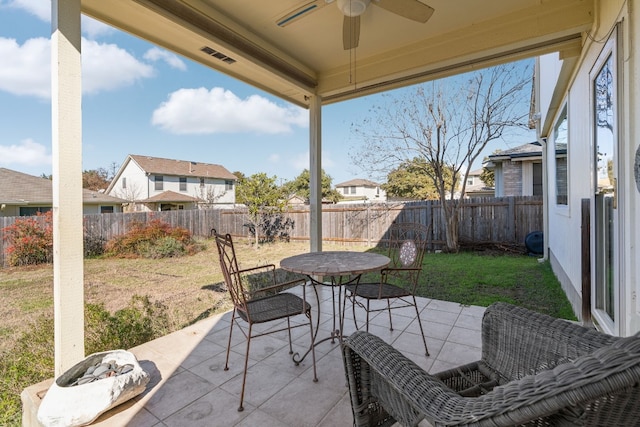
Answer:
[37,350,149,426]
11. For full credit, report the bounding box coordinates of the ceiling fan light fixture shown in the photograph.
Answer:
[337,0,370,17]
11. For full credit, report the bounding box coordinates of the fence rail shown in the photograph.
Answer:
[0,196,542,267]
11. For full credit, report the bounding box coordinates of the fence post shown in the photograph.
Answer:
[581,199,593,326]
[508,197,516,242]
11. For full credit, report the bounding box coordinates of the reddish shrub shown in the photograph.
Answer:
[105,219,199,258]
[2,211,53,266]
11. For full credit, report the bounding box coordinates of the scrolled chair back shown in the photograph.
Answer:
[212,230,248,310]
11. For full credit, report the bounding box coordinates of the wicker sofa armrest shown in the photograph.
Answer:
[480,302,617,381]
[343,330,640,427]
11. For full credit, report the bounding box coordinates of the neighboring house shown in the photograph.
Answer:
[335,179,386,203]
[463,168,494,198]
[0,168,125,217]
[106,155,237,211]
[536,1,638,337]
[484,142,543,197]
[286,194,307,206]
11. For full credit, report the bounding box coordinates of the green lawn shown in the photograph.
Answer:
[363,250,576,320]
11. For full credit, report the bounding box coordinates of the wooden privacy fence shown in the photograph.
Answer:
[0,196,542,267]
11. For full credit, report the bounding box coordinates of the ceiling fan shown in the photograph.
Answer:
[276,0,435,50]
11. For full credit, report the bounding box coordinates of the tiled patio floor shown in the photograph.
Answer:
[26,284,486,426]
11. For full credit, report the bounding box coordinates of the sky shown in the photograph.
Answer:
[0,0,536,186]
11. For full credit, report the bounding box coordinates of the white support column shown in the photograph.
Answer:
[309,95,322,253]
[52,0,85,375]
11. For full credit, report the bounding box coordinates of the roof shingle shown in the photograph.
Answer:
[129,155,237,180]
[0,168,126,204]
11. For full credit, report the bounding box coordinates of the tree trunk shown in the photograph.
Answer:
[445,209,460,253]
[442,202,460,253]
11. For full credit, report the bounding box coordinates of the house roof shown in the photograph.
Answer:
[128,155,238,180]
[0,168,126,205]
[468,168,485,176]
[139,190,201,203]
[335,179,380,188]
[488,142,542,161]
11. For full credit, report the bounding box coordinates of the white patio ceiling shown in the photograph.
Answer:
[81,0,593,107]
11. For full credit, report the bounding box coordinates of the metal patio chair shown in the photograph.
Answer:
[343,222,430,356]
[212,230,317,411]
[342,302,640,426]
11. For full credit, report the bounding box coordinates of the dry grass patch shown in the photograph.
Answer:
[0,238,358,352]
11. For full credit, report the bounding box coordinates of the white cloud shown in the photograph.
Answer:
[0,139,51,167]
[82,39,155,94]
[81,17,115,39]
[0,36,155,98]
[2,0,49,21]
[151,87,308,135]
[144,47,186,71]
[2,0,114,38]
[268,154,280,163]
[0,37,50,97]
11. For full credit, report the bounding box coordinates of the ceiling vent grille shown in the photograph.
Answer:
[200,46,236,64]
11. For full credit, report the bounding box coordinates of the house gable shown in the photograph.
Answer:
[107,154,238,210]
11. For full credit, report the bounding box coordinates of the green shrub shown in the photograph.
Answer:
[0,295,171,425]
[83,226,106,258]
[105,219,200,258]
[138,236,186,259]
[85,295,171,354]
[2,212,53,266]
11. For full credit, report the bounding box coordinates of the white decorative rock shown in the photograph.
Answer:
[37,350,150,426]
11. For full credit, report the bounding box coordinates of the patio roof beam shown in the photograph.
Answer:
[132,0,317,92]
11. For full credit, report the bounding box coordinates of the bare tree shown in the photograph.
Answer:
[195,185,227,208]
[113,183,143,211]
[351,63,531,252]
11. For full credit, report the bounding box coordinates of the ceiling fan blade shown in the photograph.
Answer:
[343,15,360,50]
[276,1,329,27]
[374,0,434,23]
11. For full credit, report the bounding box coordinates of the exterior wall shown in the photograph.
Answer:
[109,161,148,201]
[148,174,235,205]
[1,204,121,217]
[539,0,639,336]
[0,205,20,217]
[493,163,503,196]
[538,53,564,125]
[81,204,122,214]
[502,161,522,196]
[549,248,583,321]
[108,159,236,205]
[338,185,386,202]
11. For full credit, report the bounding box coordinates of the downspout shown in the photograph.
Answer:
[538,135,549,262]
[534,58,549,261]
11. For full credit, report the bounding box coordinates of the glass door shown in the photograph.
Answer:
[592,31,619,333]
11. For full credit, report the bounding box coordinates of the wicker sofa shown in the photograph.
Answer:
[342,302,640,426]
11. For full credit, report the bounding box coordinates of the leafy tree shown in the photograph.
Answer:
[480,165,495,188]
[283,169,341,203]
[383,157,456,200]
[352,63,531,252]
[236,173,287,247]
[232,171,246,183]
[82,168,110,190]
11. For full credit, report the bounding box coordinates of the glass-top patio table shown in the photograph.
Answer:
[280,251,390,363]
